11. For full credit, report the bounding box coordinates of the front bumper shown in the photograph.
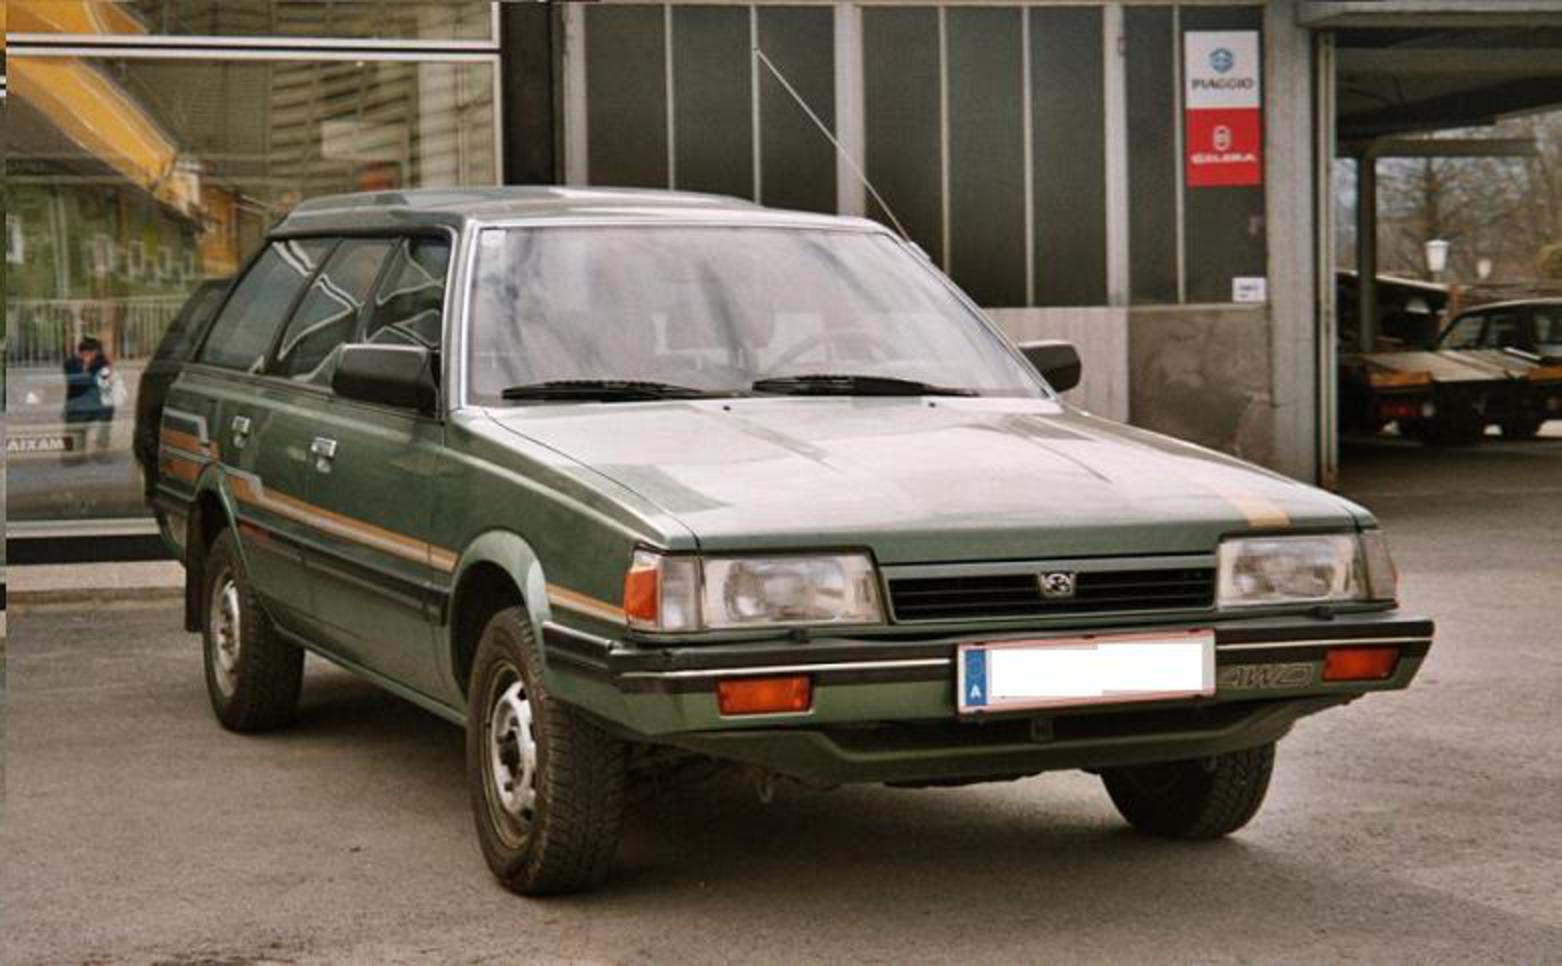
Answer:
[541,611,1432,784]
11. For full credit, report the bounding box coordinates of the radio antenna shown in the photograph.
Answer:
[753,47,911,242]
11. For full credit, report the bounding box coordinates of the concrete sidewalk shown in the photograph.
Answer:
[8,561,185,607]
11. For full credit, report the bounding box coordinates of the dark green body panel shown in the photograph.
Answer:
[153,188,1432,787]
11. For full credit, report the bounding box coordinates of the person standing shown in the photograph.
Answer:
[63,336,117,462]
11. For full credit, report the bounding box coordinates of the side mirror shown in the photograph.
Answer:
[1018,340,1082,393]
[333,344,438,413]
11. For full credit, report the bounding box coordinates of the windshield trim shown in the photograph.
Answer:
[456,220,1056,410]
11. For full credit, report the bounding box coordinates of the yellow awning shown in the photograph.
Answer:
[11,1,148,37]
[10,57,197,214]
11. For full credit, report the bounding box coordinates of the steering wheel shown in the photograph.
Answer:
[760,328,900,377]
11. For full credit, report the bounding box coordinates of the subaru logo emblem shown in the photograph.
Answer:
[1038,572,1077,600]
[1210,48,1235,74]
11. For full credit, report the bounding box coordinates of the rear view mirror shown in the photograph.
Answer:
[1018,340,1082,393]
[333,344,438,413]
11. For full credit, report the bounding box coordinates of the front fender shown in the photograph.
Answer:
[444,529,553,687]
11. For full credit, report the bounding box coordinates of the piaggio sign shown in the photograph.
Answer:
[1183,31,1262,188]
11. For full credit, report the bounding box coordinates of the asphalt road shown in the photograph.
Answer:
[3,437,1561,964]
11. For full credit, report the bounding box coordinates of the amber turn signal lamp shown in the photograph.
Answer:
[717,676,812,716]
[1322,646,1398,682]
[623,565,659,624]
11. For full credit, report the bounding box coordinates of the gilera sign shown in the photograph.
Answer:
[1184,31,1262,188]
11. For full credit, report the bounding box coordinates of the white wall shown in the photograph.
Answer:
[986,306,1129,422]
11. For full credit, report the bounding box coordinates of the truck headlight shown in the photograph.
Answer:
[624,550,884,631]
[1217,534,1377,608]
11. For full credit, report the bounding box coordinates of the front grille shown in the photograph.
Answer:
[887,567,1215,622]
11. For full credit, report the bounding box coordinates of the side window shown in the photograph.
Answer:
[1441,313,1485,349]
[1484,312,1522,349]
[198,239,335,371]
[272,238,396,382]
[1534,307,1562,347]
[364,236,452,350]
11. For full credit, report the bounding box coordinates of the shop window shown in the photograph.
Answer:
[1181,5,1266,303]
[863,7,944,266]
[757,7,836,214]
[5,49,496,523]
[673,6,753,198]
[948,6,1027,308]
[1031,6,1107,307]
[1126,5,1179,304]
[585,5,670,189]
[11,1,494,43]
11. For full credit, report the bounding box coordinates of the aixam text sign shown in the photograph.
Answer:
[1184,31,1262,188]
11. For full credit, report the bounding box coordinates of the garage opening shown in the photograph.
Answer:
[1311,3,1562,484]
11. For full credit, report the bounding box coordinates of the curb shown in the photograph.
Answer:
[8,585,186,609]
[7,562,188,610]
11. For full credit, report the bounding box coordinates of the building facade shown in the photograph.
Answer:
[7,0,1556,543]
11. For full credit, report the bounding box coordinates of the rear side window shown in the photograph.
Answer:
[272,238,396,381]
[198,239,335,371]
[364,236,452,350]
[1534,307,1562,346]
[1484,312,1523,349]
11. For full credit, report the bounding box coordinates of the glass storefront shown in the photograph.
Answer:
[4,1,500,529]
[8,1,496,44]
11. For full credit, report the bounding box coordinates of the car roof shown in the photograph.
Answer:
[1454,297,1562,316]
[273,186,885,236]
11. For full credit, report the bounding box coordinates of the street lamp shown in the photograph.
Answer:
[1477,257,1493,281]
[1424,238,1451,281]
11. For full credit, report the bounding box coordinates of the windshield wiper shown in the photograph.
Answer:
[751,374,979,397]
[501,379,724,402]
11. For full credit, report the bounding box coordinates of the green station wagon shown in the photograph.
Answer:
[154,187,1432,895]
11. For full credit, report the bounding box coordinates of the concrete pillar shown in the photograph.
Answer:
[1356,152,1378,353]
[1264,0,1320,483]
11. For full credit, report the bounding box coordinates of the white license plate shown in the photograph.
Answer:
[958,630,1215,714]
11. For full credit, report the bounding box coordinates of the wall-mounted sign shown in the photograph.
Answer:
[1184,31,1262,189]
[1232,276,1268,303]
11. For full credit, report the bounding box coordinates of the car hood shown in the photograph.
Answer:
[486,397,1362,563]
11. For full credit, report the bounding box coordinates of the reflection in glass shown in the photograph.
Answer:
[10,1,494,42]
[4,54,497,521]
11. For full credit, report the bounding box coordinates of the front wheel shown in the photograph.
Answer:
[1100,742,1275,840]
[466,607,627,895]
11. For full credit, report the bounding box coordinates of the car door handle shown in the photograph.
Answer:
[230,415,252,450]
[310,436,338,473]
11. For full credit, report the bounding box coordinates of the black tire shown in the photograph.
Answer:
[1419,414,1485,446]
[202,529,304,732]
[1101,742,1275,840]
[467,606,627,895]
[1500,417,1544,440]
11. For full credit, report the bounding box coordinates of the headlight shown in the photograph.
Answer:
[623,550,883,631]
[1217,534,1371,608]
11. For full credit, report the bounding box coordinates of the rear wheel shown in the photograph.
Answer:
[202,529,303,732]
[467,606,627,895]
[1411,412,1485,446]
[1500,417,1544,440]
[1101,742,1275,839]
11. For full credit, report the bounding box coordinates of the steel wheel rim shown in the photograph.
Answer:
[484,664,537,848]
[209,570,242,698]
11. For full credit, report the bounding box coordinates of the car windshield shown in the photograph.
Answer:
[467,226,1044,403]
